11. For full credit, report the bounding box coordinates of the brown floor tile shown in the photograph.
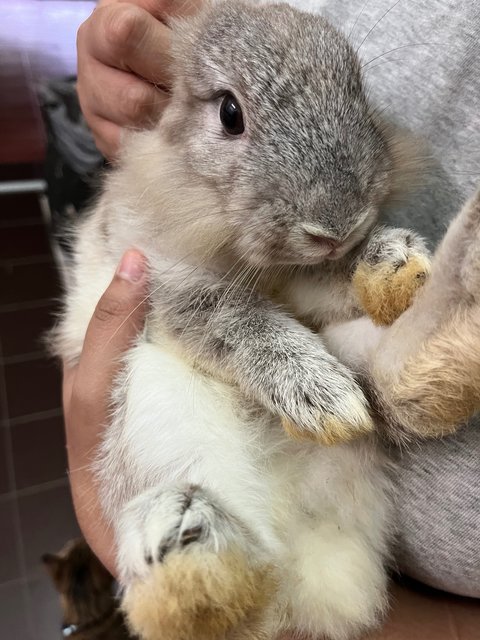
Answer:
[26,572,62,640]
[18,482,80,575]
[0,72,45,165]
[0,498,23,583]
[12,414,67,490]
[0,192,43,222]
[0,101,38,121]
[1,128,46,165]
[0,164,43,184]
[0,224,51,261]
[0,581,31,640]
[4,356,61,419]
[0,303,55,358]
[0,359,6,422]
[0,82,34,108]
[0,428,12,495]
[0,259,59,307]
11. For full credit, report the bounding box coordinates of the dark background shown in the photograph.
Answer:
[0,2,93,638]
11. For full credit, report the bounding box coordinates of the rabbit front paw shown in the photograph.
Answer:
[353,228,431,326]
[269,355,374,445]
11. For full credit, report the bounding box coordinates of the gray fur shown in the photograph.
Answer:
[148,262,370,438]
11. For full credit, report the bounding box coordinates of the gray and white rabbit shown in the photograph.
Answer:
[52,1,480,638]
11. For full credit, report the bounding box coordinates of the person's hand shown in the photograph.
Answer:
[77,0,203,158]
[63,250,148,575]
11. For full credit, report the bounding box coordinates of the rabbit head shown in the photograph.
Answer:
[153,0,407,266]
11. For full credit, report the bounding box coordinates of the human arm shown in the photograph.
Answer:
[63,250,148,575]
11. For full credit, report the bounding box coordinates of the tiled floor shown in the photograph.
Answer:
[0,192,80,640]
[0,3,95,637]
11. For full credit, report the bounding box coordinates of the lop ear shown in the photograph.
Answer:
[376,117,431,206]
[42,553,65,588]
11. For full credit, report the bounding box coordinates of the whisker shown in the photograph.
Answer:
[187,262,257,391]
[201,259,256,344]
[348,0,370,43]
[244,266,266,310]
[450,172,480,176]
[356,0,403,54]
[368,103,392,121]
[179,250,251,340]
[102,244,224,349]
[217,264,259,350]
[363,58,405,73]
[221,262,257,317]
[362,42,440,68]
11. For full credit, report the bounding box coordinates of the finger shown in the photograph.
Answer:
[82,60,168,128]
[96,0,204,21]
[79,3,173,86]
[62,249,148,580]
[154,0,206,19]
[75,249,149,402]
[62,362,76,415]
[84,114,121,159]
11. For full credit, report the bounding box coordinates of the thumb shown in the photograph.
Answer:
[75,249,149,391]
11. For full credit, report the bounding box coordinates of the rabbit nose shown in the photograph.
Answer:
[304,232,340,251]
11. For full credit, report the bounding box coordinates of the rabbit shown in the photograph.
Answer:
[51,1,480,638]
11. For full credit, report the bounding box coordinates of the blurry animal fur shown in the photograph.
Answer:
[51,1,480,639]
[42,538,131,639]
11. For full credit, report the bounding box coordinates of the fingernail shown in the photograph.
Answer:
[116,250,146,283]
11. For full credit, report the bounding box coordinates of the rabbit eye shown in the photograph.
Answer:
[220,94,244,135]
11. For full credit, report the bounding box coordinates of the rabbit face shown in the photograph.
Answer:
[161,1,395,266]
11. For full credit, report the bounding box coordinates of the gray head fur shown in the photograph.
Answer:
[160,0,398,266]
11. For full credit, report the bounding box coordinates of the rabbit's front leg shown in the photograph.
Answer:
[324,186,480,440]
[369,186,480,438]
[350,226,431,326]
[282,226,430,330]
[149,261,372,445]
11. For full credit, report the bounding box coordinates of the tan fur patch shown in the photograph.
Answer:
[379,307,480,437]
[353,256,431,326]
[122,549,277,640]
[281,414,373,446]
